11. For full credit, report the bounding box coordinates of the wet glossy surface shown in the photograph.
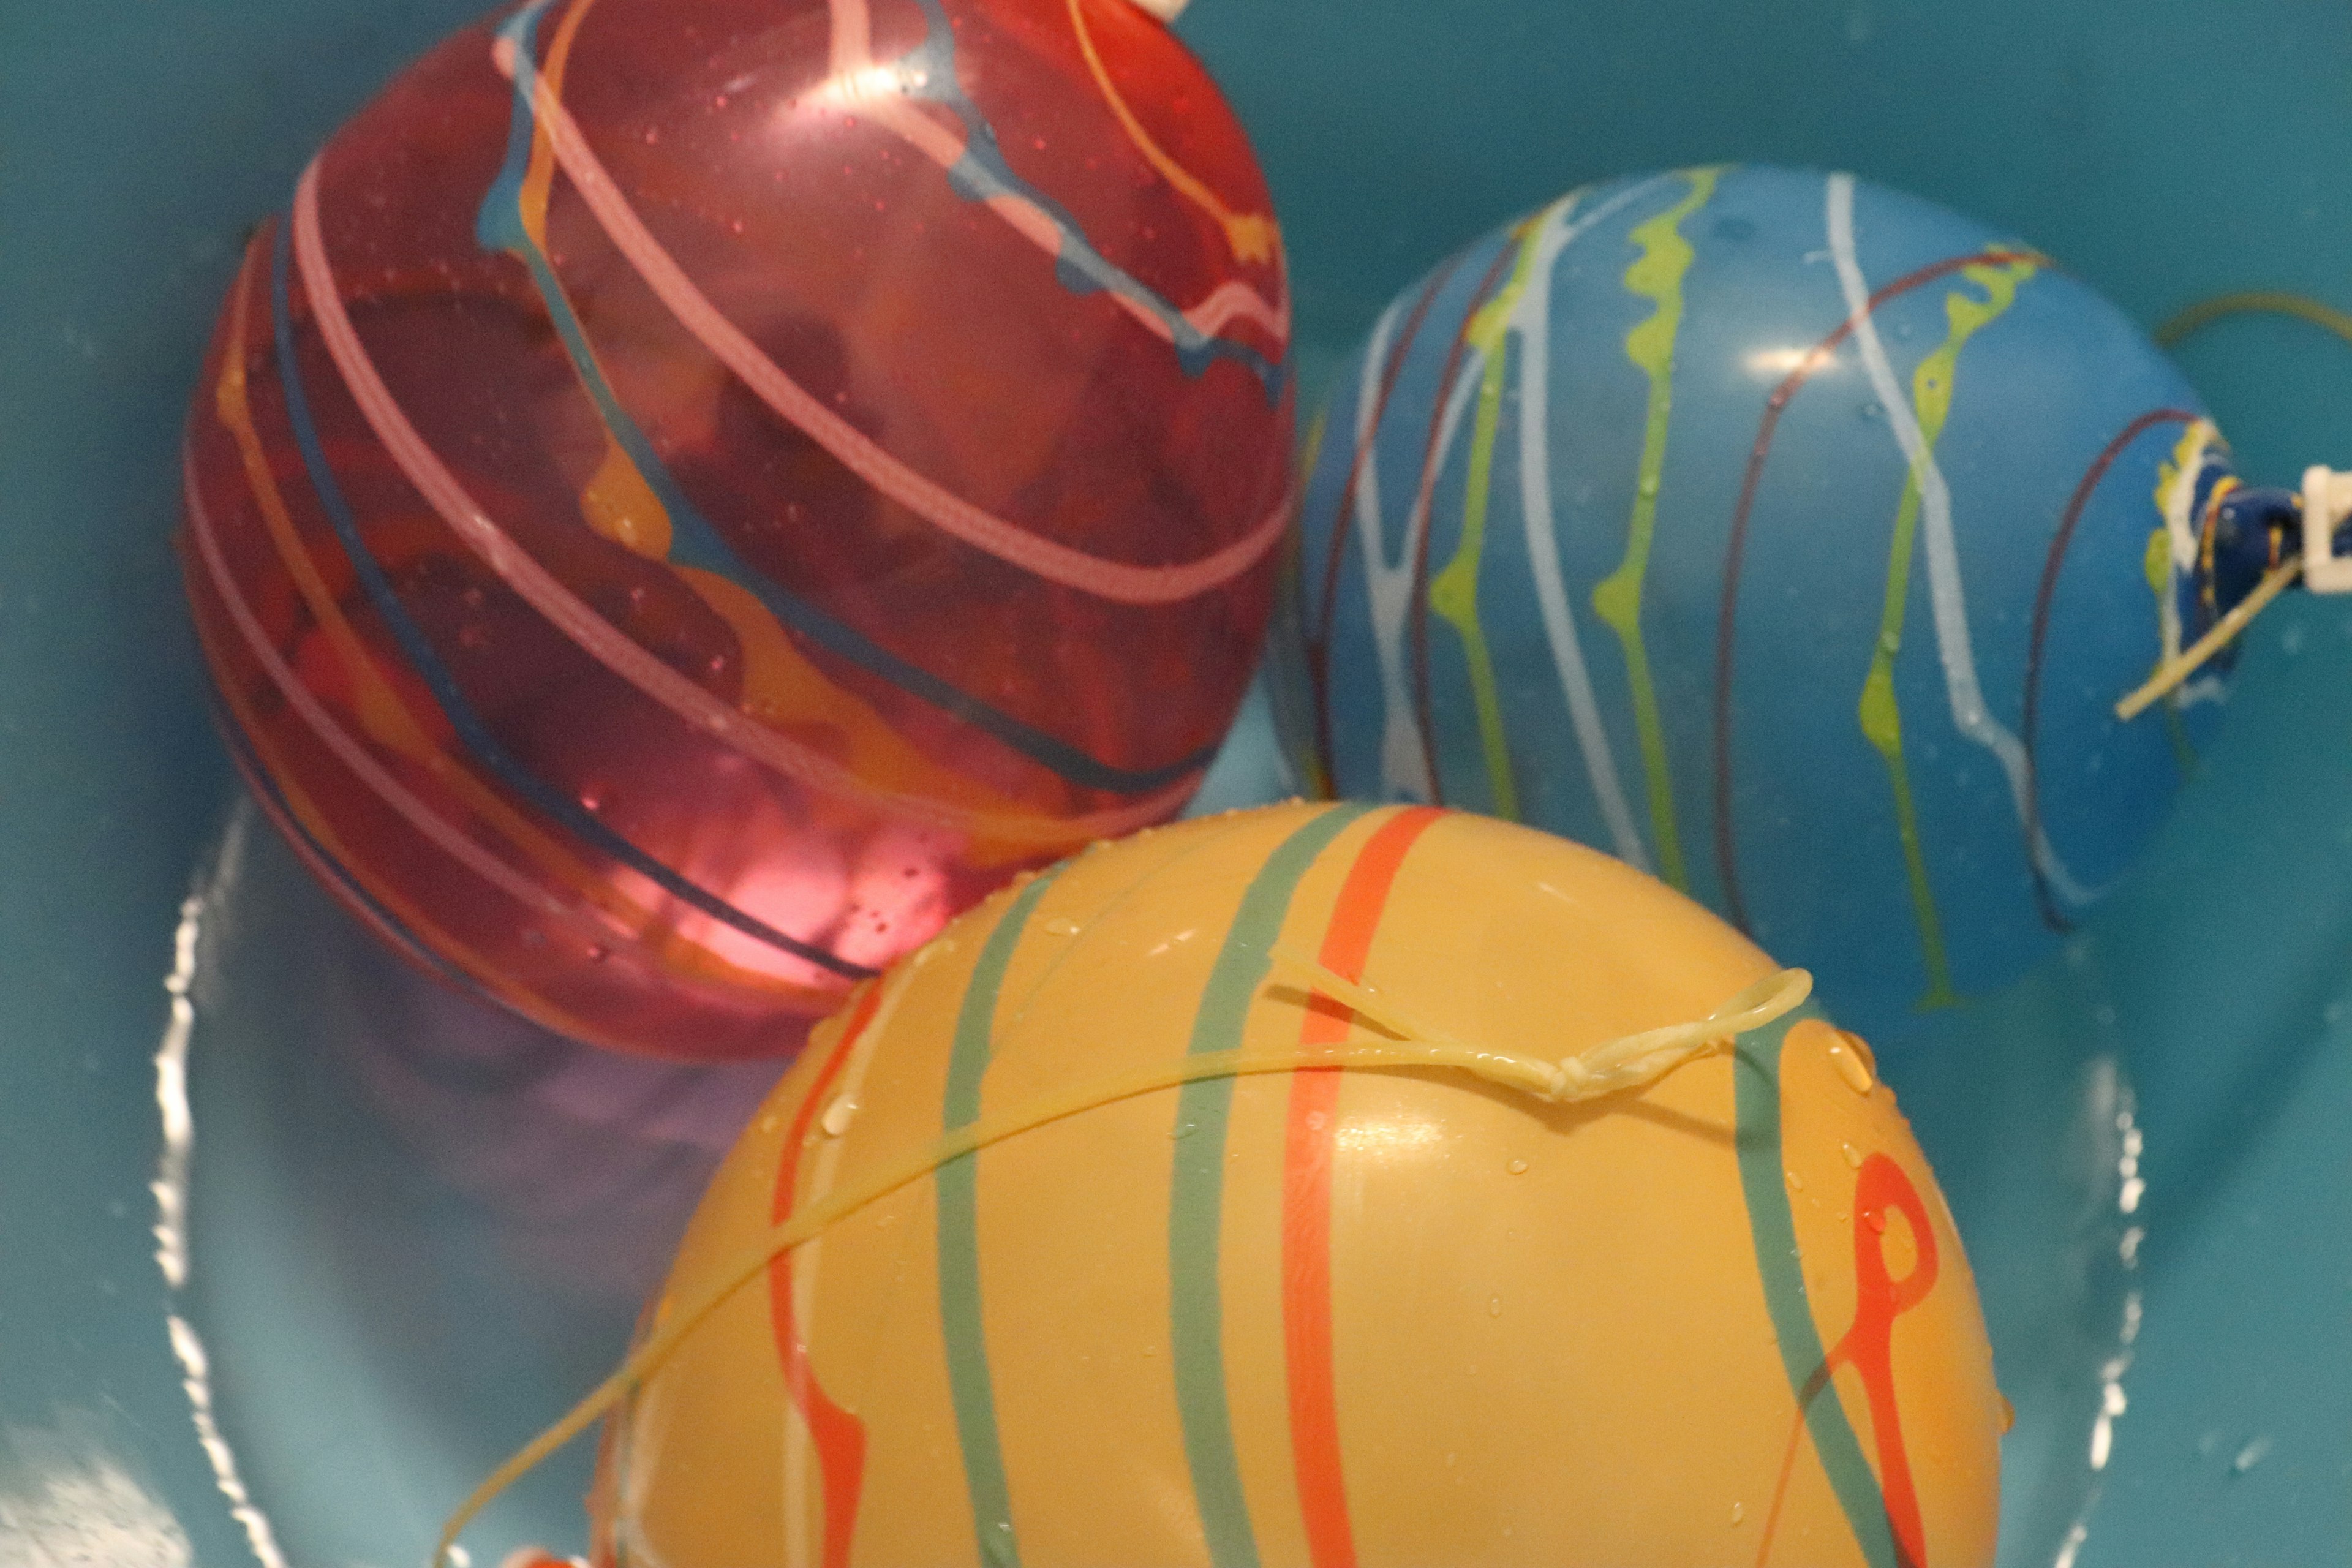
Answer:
[1274,164,2231,1042]
[588,804,2002,1568]
[4,0,2351,1563]
[179,0,1291,1061]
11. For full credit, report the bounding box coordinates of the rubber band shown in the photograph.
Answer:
[2155,290,2352,353]
[2115,556,2302,721]
[430,959,1811,1565]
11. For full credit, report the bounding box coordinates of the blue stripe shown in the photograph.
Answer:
[1169,801,1373,1568]
[905,0,1283,398]
[1733,1004,1901,1568]
[936,865,1066,1568]
[269,216,875,983]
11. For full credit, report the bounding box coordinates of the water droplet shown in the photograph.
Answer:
[821,1095,859,1137]
[586,944,611,963]
[1866,1207,1889,1234]
[1784,1168,1804,1191]
[1730,1501,1746,1526]
[1829,1033,1875,1093]
[1506,1158,1529,1175]
[2233,1436,2272,1474]
[1170,1122,1197,1140]
[1998,1393,2016,1433]
[1841,1141,1863,1169]
[1487,1295,1502,1317]
[1638,475,1661,499]
[1042,916,1080,937]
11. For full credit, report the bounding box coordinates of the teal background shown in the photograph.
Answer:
[2,0,2348,1564]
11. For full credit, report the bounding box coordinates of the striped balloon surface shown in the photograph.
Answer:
[1272,165,2236,1038]
[179,0,1291,1061]
[587,802,2000,1568]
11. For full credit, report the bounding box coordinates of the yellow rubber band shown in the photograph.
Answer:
[2116,557,2302,722]
[2155,290,2352,353]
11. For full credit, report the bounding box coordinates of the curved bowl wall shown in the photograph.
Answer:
[2,0,2348,1563]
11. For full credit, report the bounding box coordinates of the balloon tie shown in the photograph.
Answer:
[2115,556,2301,721]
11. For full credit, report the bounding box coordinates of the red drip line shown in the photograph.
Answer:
[1757,1152,1941,1568]
[2020,409,2196,932]
[1306,257,1464,786]
[767,982,886,1568]
[1711,249,2044,935]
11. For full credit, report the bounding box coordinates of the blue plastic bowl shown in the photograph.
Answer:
[4,1,2348,1563]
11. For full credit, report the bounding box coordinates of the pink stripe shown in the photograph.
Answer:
[184,447,582,928]
[499,53,1291,605]
[1188,276,1291,345]
[288,163,1191,844]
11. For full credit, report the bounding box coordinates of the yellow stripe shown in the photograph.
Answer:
[1591,168,1724,891]
[1428,209,1568,819]
[1855,257,2037,1010]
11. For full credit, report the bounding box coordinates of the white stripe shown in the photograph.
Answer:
[1510,178,1674,870]
[1825,173,2099,908]
[1344,294,1439,802]
[1366,347,1488,800]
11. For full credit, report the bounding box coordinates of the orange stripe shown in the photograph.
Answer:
[1063,0,1278,266]
[187,550,616,1039]
[220,224,826,1003]
[1280,805,1444,1568]
[213,233,641,935]
[767,982,884,1568]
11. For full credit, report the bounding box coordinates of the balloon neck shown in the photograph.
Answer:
[2116,447,2350,722]
[2201,484,2301,624]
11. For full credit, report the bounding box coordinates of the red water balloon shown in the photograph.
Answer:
[181,0,1291,1060]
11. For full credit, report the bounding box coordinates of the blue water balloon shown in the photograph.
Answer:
[1273,164,2286,1036]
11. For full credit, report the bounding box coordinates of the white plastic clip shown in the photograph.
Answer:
[2301,466,2352,593]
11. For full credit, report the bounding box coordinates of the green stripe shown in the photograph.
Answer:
[938,869,1065,1568]
[1732,1003,1899,1568]
[1170,803,1376,1568]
